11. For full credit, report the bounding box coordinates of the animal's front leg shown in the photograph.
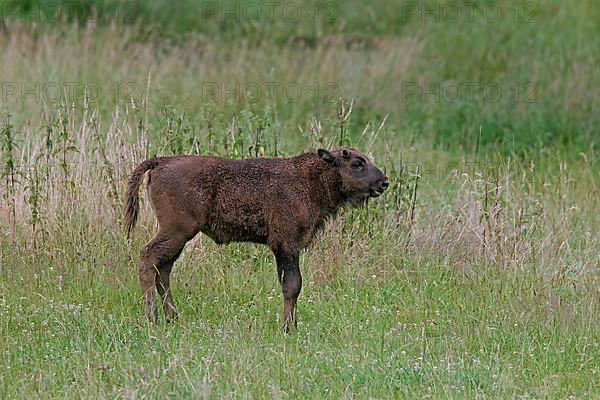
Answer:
[274,249,302,333]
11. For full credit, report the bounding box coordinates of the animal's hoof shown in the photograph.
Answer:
[283,319,297,334]
[165,314,179,324]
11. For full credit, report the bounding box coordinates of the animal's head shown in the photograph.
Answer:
[318,147,389,207]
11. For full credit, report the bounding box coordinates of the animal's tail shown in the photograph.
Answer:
[124,158,161,239]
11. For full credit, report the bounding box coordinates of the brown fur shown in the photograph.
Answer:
[125,147,388,331]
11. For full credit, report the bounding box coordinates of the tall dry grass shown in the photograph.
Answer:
[1,92,598,286]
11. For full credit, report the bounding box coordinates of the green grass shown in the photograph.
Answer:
[1,0,599,397]
[2,237,598,398]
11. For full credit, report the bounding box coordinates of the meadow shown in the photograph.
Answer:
[0,0,599,398]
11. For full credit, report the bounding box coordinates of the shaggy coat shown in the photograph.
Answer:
[125,147,388,331]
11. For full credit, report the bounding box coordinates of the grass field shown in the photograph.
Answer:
[1,0,599,398]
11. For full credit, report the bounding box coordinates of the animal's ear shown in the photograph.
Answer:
[342,148,350,159]
[318,149,335,164]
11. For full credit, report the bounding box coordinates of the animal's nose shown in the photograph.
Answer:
[381,178,389,189]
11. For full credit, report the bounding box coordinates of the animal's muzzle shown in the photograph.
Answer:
[370,177,389,197]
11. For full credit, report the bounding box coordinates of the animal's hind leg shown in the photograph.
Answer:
[139,233,187,322]
[156,249,183,323]
[139,256,158,323]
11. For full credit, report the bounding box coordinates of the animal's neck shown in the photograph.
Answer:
[318,168,345,214]
[293,152,346,215]
[309,157,346,213]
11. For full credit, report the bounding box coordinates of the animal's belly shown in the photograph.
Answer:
[204,210,269,244]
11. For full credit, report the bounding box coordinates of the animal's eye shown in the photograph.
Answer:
[351,160,364,171]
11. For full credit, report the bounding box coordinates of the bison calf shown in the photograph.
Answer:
[125,147,388,331]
